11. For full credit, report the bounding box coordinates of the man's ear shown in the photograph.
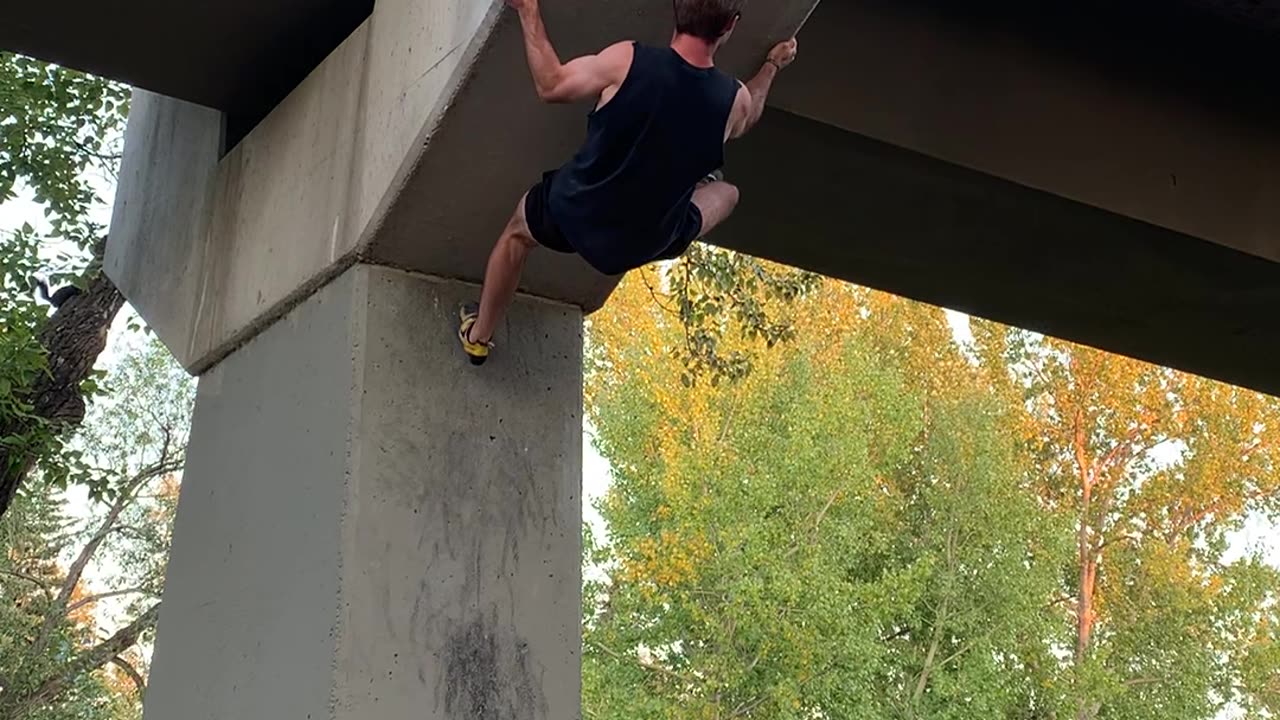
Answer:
[721,13,740,38]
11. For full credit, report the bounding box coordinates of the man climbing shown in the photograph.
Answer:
[458,0,799,364]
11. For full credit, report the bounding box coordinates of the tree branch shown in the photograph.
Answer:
[0,246,126,520]
[0,568,53,591]
[110,655,146,696]
[33,458,178,654]
[588,641,689,685]
[66,586,157,614]
[11,604,160,719]
[784,489,842,559]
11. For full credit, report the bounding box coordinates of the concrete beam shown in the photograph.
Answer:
[145,264,582,719]
[724,110,1280,396]
[107,0,1280,395]
[364,1,814,309]
[0,0,372,143]
[771,0,1280,264]
[107,0,814,372]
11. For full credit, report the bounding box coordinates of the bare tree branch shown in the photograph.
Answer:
[11,603,160,719]
[33,458,178,655]
[0,568,53,590]
[65,586,158,614]
[110,655,146,696]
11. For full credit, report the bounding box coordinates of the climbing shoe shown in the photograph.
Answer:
[458,303,492,366]
[699,169,725,186]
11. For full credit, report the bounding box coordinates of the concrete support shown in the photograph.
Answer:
[144,264,583,720]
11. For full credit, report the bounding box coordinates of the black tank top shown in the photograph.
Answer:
[548,43,740,275]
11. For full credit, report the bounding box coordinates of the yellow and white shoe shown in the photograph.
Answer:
[458,303,492,366]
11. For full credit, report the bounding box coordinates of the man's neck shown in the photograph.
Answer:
[670,33,717,68]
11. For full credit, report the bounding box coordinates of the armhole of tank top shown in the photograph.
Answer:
[590,42,641,118]
[717,74,741,142]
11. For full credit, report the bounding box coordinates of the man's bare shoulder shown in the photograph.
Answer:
[594,41,635,83]
[599,41,636,63]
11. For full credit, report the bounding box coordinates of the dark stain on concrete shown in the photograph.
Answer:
[441,612,544,719]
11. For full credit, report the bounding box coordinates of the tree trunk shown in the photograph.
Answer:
[0,261,125,519]
[1075,514,1099,666]
[1075,556,1098,661]
[1075,472,1100,720]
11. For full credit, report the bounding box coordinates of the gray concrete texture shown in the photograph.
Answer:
[146,264,583,720]
[106,0,1280,394]
[0,0,374,143]
[105,0,815,373]
[7,0,1280,126]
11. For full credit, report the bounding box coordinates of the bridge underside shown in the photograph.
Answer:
[48,0,1276,397]
[7,2,1280,718]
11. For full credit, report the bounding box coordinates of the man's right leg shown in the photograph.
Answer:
[463,195,537,355]
[692,180,741,238]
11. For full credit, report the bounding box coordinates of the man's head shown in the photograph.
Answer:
[674,0,744,45]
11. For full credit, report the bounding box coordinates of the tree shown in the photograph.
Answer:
[0,53,130,520]
[973,323,1280,719]
[586,260,1280,719]
[584,275,1066,719]
[0,53,128,242]
[0,338,193,718]
[664,244,820,386]
[0,490,133,720]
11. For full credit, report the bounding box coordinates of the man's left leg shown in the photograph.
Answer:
[460,195,537,364]
[692,180,740,237]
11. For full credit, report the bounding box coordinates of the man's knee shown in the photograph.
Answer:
[502,194,537,250]
[723,183,741,212]
[500,229,537,255]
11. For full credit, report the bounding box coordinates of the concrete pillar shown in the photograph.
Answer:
[144,264,583,720]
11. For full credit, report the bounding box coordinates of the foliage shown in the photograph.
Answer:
[585,267,1280,720]
[0,491,133,720]
[0,52,129,247]
[0,338,192,719]
[0,225,74,493]
[648,245,820,387]
[0,53,130,519]
[973,325,1280,719]
[585,278,1068,719]
[0,226,49,441]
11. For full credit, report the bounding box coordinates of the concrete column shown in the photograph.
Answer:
[144,264,583,720]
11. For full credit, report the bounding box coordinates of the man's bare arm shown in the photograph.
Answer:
[730,39,798,140]
[508,0,631,104]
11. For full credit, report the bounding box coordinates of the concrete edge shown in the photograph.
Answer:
[329,265,369,720]
[350,0,509,257]
[184,250,362,375]
[184,255,580,375]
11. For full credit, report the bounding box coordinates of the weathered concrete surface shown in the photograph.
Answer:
[105,93,223,365]
[106,0,814,373]
[106,0,504,371]
[146,264,582,720]
[104,17,366,371]
[105,0,1280,393]
[8,0,1280,136]
[772,0,1280,263]
[726,110,1280,396]
[144,268,355,720]
[0,0,372,143]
